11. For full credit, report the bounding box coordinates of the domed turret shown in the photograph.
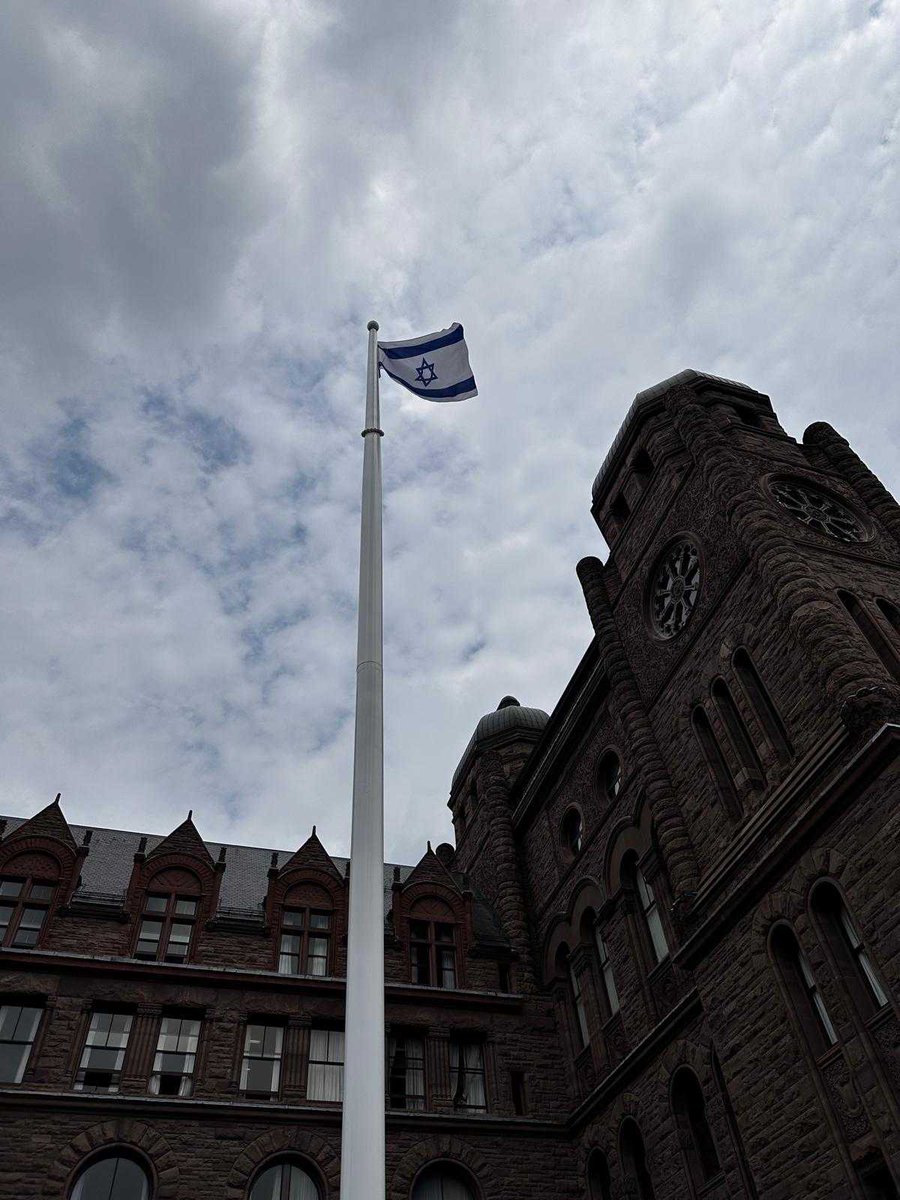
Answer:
[451,696,549,795]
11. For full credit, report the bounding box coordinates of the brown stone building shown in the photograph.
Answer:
[1,370,899,1200]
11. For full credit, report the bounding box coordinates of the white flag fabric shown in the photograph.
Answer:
[377,323,477,402]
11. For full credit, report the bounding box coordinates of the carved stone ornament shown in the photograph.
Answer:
[770,479,867,543]
[649,540,701,639]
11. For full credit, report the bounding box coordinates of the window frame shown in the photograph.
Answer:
[74,1010,134,1094]
[277,906,332,977]
[594,924,620,1019]
[670,1066,723,1193]
[450,1037,487,1112]
[149,1012,201,1097]
[634,865,669,966]
[409,918,458,989]
[240,1020,284,1099]
[770,923,838,1057]
[0,1002,43,1084]
[387,1030,426,1111]
[810,882,889,1020]
[306,1025,345,1103]
[69,1152,152,1200]
[249,1159,321,1200]
[0,874,58,949]
[133,891,199,963]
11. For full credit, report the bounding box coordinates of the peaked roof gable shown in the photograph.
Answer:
[4,796,77,851]
[278,829,343,881]
[402,843,461,893]
[146,814,214,866]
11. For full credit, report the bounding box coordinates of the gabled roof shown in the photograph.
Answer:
[3,796,77,851]
[402,843,460,892]
[146,814,214,866]
[278,829,343,881]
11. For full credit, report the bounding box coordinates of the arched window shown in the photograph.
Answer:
[278,884,333,976]
[771,924,838,1055]
[711,678,764,787]
[586,1149,612,1200]
[70,1153,151,1200]
[561,808,584,857]
[619,1119,656,1200]
[692,706,741,820]
[594,925,620,1017]
[811,882,888,1019]
[0,854,60,948]
[134,870,200,962]
[732,648,792,764]
[598,751,622,801]
[556,944,589,1049]
[249,1159,320,1200]
[623,854,669,967]
[838,591,900,683]
[409,898,458,989]
[671,1067,722,1191]
[412,1163,477,1200]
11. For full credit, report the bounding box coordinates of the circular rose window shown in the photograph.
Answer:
[650,540,701,639]
[771,480,866,543]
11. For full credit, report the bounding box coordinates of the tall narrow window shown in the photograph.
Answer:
[569,958,590,1048]
[279,908,331,976]
[0,1003,42,1083]
[75,1011,133,1093]
[671,1067,722,1191]
[240,1022,283,1098]
[635,865,669,965]
[811,883,888,1018]
[250,1161,320,1200]
[450,1038,487,1111]
[732,648,793,763]
[692,706,742,820]
[561,808,584,856]
[771,925,838,1054]
[838,591,900,683]
[876,598,900,642]
[307,1027,344,1102]
[587,1150,612,1200]
[134,892,198,962]
[70,1155,151,1200]
[620,1119,656,1200]
[149,1014,200,1097]
[0,875,56,948]
[410,919,457,988]
[711,677,764,787]
[388,1032,425,1110]
[594,926,620,1017]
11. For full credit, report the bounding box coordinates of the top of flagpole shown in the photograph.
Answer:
[367,319,379,331]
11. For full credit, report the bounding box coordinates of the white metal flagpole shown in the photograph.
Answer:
[340,319,386,1200]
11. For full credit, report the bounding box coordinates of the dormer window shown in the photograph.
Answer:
[135,891,198,962]
[0,875,56,949]
[410,919,456,989]
[279,908,331,976]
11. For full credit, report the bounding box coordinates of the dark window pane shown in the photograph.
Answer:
[0,1043,27,1084]
[309,912,330,930]
[174,897,197,916]
[412,944,431,985]
[12,908,46,947]
[282,910,304,928]
[144,895,167,913]
[244,1058,276,1094]
[28,884,55,902]
[0,880,22,898]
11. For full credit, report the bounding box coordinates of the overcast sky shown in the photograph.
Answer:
[2,0,898,865]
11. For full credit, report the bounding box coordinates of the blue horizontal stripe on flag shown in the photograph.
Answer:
[380,363,476,399]
[378,324,464,360]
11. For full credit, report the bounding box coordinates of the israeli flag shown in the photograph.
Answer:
[377,323,477,402]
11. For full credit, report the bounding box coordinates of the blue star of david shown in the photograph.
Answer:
[414,357,438,387]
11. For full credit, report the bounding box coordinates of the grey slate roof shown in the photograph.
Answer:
[591,369,765,501]
[0,815,508,948]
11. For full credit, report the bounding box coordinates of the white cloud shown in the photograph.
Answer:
[1,0,898,863]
